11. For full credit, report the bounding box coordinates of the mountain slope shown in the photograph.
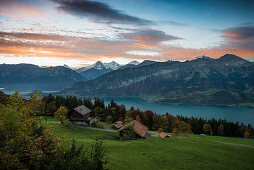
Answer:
[60,54,254,106]
[0,64,84,91]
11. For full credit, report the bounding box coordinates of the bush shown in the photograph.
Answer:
[91,121,104,129]
[84,119,91,124]
[121,125,136,139]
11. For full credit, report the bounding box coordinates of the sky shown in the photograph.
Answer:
[0,0,254,68]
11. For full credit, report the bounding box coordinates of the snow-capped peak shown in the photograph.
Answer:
[103,61,122,70]
[62,64,72,69]
[76,61,122,72]
[193,56,213,60]
[128,60,140,65]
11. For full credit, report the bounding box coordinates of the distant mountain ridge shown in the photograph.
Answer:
[60,54,254,107]
[0,64,85,91]
[76,60,145,80]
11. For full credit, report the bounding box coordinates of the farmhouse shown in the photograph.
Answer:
[67,105,91,122]
[118,120,151,139]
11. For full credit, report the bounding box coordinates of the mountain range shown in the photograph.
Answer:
[0,64,84,91]
[76,61,140,80]
[60,54,254,107]
[0,60,142,91]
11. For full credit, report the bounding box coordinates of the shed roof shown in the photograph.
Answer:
[159,132,169,138]
[115,123,123,129]
[115,121,123,124]
[73,105,91,116]
[118,120,149,137]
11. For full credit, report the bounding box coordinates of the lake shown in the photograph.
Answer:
[103,97,254,126]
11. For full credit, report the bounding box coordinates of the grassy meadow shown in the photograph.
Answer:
[44,118,254,170]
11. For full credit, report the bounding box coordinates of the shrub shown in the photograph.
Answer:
[121,125,136,139]
[85,119,91,124]
[91,121,104,129]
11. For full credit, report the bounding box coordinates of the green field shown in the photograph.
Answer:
[44,118,254,170]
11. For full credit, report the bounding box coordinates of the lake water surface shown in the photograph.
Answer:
[104,97,254,126]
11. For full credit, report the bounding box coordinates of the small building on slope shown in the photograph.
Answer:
[159,132,169,138]
[114,121,123,129]
[118,120,151,139]
[67,105,91,122]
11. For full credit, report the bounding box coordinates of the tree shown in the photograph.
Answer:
[152,114,161,131]
[203,124,213,135]
[160,116,169,132]
[217,124,224,136]
[105,116,112,123]
[0,92,108,169]
[93,106,103,118]
[135,115,142,123]
[244,130,252,138]
[0,92,61,169]
[172,121,192,137]
[124,117,133,124]
[54,106,68,124]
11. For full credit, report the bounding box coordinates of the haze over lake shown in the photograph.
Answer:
[104,97,254,126]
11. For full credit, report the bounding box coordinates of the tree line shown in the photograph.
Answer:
[42,94,254,138]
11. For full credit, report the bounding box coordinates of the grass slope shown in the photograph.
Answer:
[44,118,254,170]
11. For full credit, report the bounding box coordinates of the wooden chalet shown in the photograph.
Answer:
[118,120,151,139]
[67,105,91,122]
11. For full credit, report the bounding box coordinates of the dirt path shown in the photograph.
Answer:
[216,141,254,148]
[76,126,160,137]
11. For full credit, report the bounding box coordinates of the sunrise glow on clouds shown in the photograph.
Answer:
[0,0,254,68]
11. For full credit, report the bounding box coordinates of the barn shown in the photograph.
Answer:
[118,120,151,139]
[67,105,91,122]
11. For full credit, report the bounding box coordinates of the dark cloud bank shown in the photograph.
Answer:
[51,0,153,25]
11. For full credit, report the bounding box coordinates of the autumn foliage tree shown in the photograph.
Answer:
[0,92,108,169]
[0,92,63,169]
[217,124,224,136]
[172,121,192,136]
[203,124,213,135]
[54,106,68,124]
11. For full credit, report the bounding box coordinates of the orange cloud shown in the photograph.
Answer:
[0,0,48,21]
[0,30,253,67]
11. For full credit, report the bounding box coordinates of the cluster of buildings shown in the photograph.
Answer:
[68,105,169,139]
